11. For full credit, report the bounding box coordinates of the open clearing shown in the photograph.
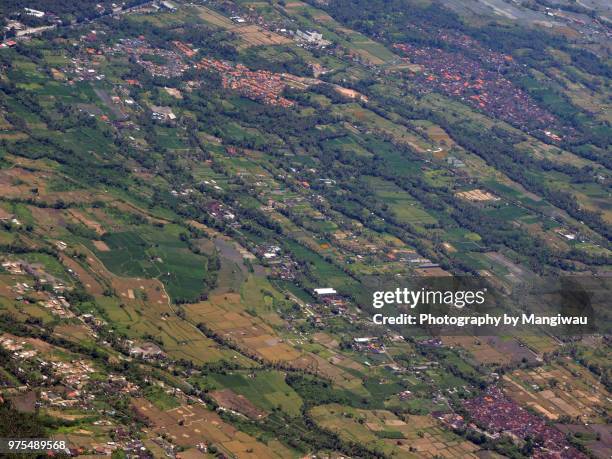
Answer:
[310,403,480,458]
[132,399,290,458]
[208,371,302,416]
[442,336,513,365]
[92,240,110,251]
[210,388,268,419]
[503,360,610,423]
[196,6,291,48]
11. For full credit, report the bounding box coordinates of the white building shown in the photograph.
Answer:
[160,1,177,12]
[313,287,337,296]
[296,30,323,43]
[24,7,45,18]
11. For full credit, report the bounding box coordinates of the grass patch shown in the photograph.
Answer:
[143,386,180,411]
[90,224,213,302]
[209,371,303,416]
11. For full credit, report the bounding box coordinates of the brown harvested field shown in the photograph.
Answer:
[113,277,168,305]
[333,86,366,101]
[29,207,68,233]
[53,323,94,342]
[237,25,292,47]
[553,25,581,39]
[132,399,288,458]
[503,361,610,423]
[59,254,105,295]
[0,167,45,199]
[196,5,234,27]
[50,68,65,80]
[79,246,169,305]
[329,353,366,372]
[184,294,301,362]
[336,26,357,35]
[196,6,290,48]
[68,209,106,235]
[257,342,300,361]
[388,63,424,73]
[210,389,267,420]
[414,266,451,277]
[92,240,111,251]
[188,220,216,237]
[283,0,307,9]
[313,332,339,348]
[0,132,28,141]
[44,410,89,421]
[456,189,500,202]
[426,125,455,148]
[442,336,513,365]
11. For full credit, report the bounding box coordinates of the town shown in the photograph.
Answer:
[0,0,609,457]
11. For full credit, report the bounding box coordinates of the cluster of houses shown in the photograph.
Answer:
[110,38,189,78]
[2,260,24,275]
[197,57,295,108]
[150,104,176,123]
[128,341,166,360]
[172,40,196,58]
[463,387,586,458]
[0,333,141,420]
[62,53,106,82]
[393,41,563,137]
[313,287,350,311]
[257,244,282,260]
[0,336,38,359]
[295,29,331,48]
[270,256,299,281]
[42,296,75,318]
[352,336,386,354]
[49,360,96,390]
[205,200,236,222]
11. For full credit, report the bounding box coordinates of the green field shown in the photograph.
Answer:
[91,224,211,301]
[144,385,180,410]
[363,176,437,225]
[208,371,303,416]
[283,239,358,289]
[321,135,372,157]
